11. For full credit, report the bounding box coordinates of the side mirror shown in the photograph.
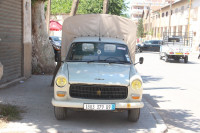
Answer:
[139,57,144,64]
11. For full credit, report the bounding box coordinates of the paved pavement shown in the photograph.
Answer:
[135,52,200,133]
[0,75,165,133]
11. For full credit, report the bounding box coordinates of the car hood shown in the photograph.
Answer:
[67,62,130,86]
[54,41,61,46]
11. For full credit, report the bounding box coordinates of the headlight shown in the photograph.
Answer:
[131,80,142,90]
[56,77,67,87]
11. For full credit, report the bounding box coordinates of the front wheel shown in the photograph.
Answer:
[128,108,140,122]
[54,106,67,120]
[184,56,188,63]
[159,53,163,60]
[165,54,168,62]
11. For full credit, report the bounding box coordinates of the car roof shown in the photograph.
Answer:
[150,40,162,41]
[72,37,127,45]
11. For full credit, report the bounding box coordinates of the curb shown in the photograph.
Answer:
[144,99,168,133]
[0,77,25,89]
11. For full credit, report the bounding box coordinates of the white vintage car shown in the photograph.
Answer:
[52,14,144,122]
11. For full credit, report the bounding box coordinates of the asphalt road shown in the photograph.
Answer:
[135,52,200,133]
[0,75,163,133]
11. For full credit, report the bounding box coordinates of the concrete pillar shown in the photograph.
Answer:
[23,0,32,78]
[171,26,174,35]
[0,62,3,80]
[182,25,186,36]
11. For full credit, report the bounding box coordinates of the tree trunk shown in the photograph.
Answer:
[32,1,55,74]
[70,0,79,16]
[103,0,109,14]
[46,0,51,35]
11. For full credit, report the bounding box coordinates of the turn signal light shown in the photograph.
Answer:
[57,91,66,97]
[131,94,140,100]
[57,93,65,97]
[132,96,140,99]
[185,53,189,55]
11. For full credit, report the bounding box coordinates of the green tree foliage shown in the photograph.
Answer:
[51,0,72,14]
[50,0,128,16]
[77,0,103,14]
[32,0,47,5]
[137,19,144,38]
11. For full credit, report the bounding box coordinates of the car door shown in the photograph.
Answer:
[151,41,161,51]
[142,41,151,51]
[146,41,153,51]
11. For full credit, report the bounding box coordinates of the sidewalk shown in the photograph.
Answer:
[0,75,167,133]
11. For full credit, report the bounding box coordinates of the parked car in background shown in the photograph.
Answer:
[139,40,162,52]
[135,41,150,53]
[49,36,62,62]
[49,36,61,50]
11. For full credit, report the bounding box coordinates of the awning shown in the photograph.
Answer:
[50,20,62,31]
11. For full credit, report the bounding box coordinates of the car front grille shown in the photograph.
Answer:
[69,84,128,100]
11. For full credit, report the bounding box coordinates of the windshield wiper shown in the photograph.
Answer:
[65,60,85,62]
[106,61,131,64]
[66,60,130,64]
[86,60,99,63]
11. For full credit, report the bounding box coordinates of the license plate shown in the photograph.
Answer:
[175,53,183,55]
[84,104,115,110]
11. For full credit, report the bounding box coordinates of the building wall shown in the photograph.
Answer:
[143,0,200,50]
[130,0,168,24]
[0,0,32,85]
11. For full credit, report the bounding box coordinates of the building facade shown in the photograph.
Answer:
[143,0,200,50]
[130,0,168,24]
[0,0,32,85]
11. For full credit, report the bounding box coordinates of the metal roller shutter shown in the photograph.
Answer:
[0,0,23,84]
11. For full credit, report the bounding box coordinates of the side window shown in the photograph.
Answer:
[175,8,178,13]
[162,13,165,17]
[181,6,184,13]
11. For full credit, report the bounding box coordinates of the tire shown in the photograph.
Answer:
[184,56,188,63]
[165,54,168,62]
[136,48,140,53]
[128,108,140,122]
[159,53,162,60]
[54,106,67,120]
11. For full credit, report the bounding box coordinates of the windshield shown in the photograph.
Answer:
[168,37,180,42]
[52,36,61,41]
[166,37,184,45]
[149,40,161,44]
[66,42,131,64]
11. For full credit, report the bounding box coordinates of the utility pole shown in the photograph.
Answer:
[188,0,192,38]
[169,0,172,35]
[148,3,151,39]
[159,5,162,40]
[46,0,51,35]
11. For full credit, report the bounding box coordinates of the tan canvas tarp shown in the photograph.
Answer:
[61,14,136,62]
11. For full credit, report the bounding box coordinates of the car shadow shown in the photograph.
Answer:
[143,94,200,132]
[160,58,199,64]
[141,75,163,83]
